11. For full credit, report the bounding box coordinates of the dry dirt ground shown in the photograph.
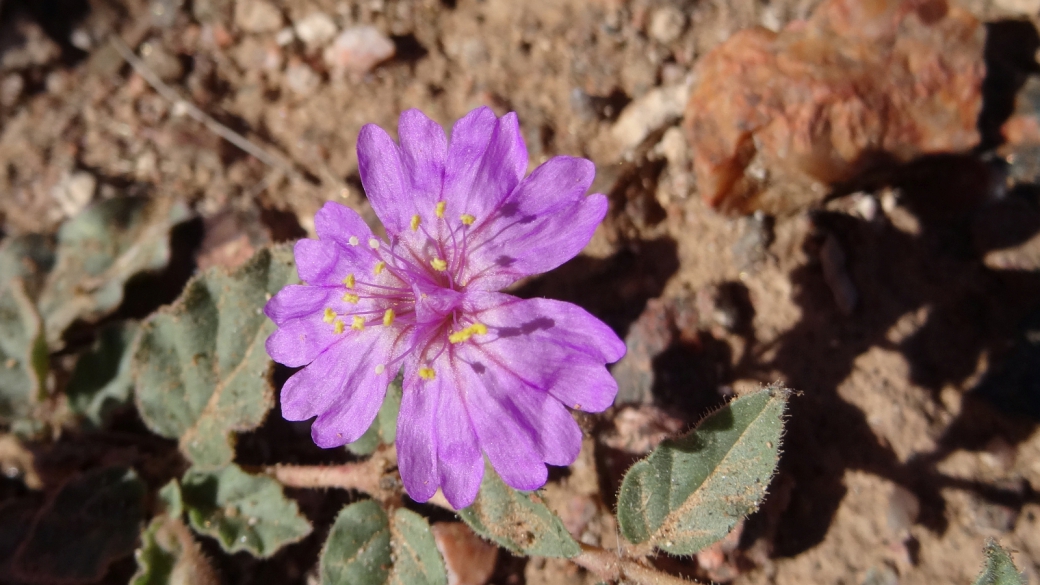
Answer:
[3,0,1040,584]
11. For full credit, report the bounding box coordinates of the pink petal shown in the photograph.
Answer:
[443,110,527,225]
[397,363,441,503]
[357,123,412,234]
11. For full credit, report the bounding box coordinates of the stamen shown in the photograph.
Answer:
[383,309,395,326]
[342,293,359,304]
[373,261,386,275]
[448,322,489,344]
[431,258,447,271]
[351,316,366,330]
[333,319,345,334]
[322,308,336,323]
[375,364,386,374]
[418,367,436,380]
[435,201,446,218]
[343,274,355,288]
[348,236,359,246]
[368,238,380,249]
[460,213,475,225]
[410,214,421,231]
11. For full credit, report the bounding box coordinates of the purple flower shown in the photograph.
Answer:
[264,107,625,509]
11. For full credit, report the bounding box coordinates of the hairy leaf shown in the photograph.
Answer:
[11,467,145,583]
[973,539,1025,585]
[131,514,219,585]
[389,509,447,585]
[0,279,47,425]
[320,500,392,585]
[66,321,140,427]
[348,376,402,456]
[0,233,55,300]
[459,463,580,558]
[617,386,787,555]
[320,502,448,585]
[134,245,296,469]
[181,464,312,558]
[38,196,190,345]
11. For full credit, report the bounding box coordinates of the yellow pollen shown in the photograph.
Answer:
[322,308,336,323]
[418,367,436,380]
[448,322,489,344]
[410,214,421,231]
[435,201,446,218]
[333,319,345,334]
[375,364,385,374]
[349,236,359,246]
[342,293,359,304]
[383,309,395,326]
[431,258,447,271]
[343,274,355,288]
[374,261,386,275]
[460,213,475,225]
[351,316,365,330]
[368,238,380,249]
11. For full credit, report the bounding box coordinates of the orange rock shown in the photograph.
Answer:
[685,0,984,214]
[431,522,498,585]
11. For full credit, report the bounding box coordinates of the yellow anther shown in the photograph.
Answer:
[342,293,359,304]
[343,274,355,288]
[435,201,446,218]
[448,323,489,344]
[322,308,336,323]
[430,258,447,271]
[348,236,359,246]
[368,238,380,249]
[410,214,421,231]
[418,367,436,380]
[383,309,395,326]
[351,316,366,330]
[375,364,386,374]
[374,261,386,275]
[333,319,345,334]
[460,213,475,225]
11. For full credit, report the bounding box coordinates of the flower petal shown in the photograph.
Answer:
[397,367,440,503]
[294,239,377,286]
[443,110,527,224]
[264,284,331,325]
[280,327,395,447]
[456,357,548,491]
[433,368,483,509]
[461,292,624,412]
[462,157,605,288]
[399,109,448,211]
[357,123,411,234]
[314,201,375,248]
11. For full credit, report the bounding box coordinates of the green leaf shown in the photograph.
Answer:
[348,376,402,456]
[458,463,581,558]
[973,539,1025,585]
[181,463,312,558]
[37,196,190,346]
[320,502,449,585]
[131,514,219,585]
[389,508,447,585]
[0,233,55,300]
[11,466,145,583]
[320,500,392,585]
[66,321,141,427]
[134,245,296,470]
[0,279,47,425]
[617,386,787,555]
[159,479,184,519]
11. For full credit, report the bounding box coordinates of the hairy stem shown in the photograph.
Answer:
[572,543,698,585]
[266,459,388,501]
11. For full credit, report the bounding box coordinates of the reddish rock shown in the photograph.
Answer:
[685,0,984,214]
[431,522,498,585]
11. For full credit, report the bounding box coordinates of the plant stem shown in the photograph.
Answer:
[266,459,387,500]
[572,543,699,585]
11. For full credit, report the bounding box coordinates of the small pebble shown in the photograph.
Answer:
[294,12,338,48]
[0,74,24,107]
[234,0,283,33]
[323,26,396,75]
[649,6,686,44]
